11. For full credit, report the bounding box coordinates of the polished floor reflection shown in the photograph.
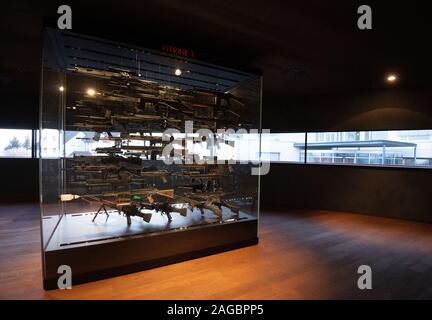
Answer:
[1,204,432,299]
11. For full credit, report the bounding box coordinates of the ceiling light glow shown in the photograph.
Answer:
[87,88,96,96]
[386,74,397,82]
[59,86,64,92]
[175,69,182,76]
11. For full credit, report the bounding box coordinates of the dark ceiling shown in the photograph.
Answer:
[0,0,431,106]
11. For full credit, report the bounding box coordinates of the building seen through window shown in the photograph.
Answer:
[304,130,432,167]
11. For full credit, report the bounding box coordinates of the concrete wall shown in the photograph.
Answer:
[261,163,432,223]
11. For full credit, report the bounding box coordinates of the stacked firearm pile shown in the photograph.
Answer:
[60,67,252,226]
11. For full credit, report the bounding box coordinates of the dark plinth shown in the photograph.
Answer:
[43,219,258,290]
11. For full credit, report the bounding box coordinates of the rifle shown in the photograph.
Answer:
[60,188,177,225]
[175,195,223,219]
[77,195,153,225]
[182,192,240,217]
[138,201,187,222]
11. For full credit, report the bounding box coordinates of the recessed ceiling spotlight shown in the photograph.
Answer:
[174,68,182,76]
[87,88,96,96]
[386,74,397,83]
[59,86,64,92]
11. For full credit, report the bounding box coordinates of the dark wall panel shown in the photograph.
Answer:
[0,93,39,130]
[0,159,39,203]
[261,164,432,223]
[263,87,432,132]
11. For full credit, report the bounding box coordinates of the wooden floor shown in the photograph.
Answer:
[1,204,432,299]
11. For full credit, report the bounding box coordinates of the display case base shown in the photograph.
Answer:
[43,219,258,290]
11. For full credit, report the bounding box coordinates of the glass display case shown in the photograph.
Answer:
[40,28,262,289]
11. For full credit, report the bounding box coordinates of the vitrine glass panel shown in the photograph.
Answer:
[40,29,261,261]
